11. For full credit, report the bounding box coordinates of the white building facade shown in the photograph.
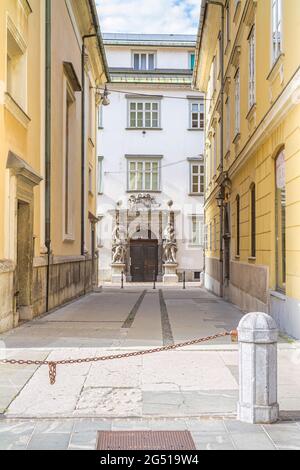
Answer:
[97,34,205,283]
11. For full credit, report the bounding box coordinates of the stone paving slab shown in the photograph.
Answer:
[1,417,300,450]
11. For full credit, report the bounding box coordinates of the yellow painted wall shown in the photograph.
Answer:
[0,0,42,260]
[196,0,300,302]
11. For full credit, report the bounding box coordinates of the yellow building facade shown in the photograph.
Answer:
[194,0,300,338]
[0,0,108,333]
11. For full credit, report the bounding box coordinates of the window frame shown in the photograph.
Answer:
[128,99,161,129]
[132,51,156,71]
[250,183,256,258]
[189,100,204,130]
[236,194,240,257]
[271,0,282,65]
[190,161,205,195]
[189,52,195,70]
[225,96,230,151]
[190,215,204,247]
[248,25,256,109]
[97,156,104,195]
[275,149,286,292]
[234,68,240,136]
[127,157,162,192]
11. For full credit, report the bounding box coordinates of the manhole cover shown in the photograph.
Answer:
[96,431,196,450]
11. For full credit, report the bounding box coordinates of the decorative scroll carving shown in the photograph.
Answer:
[128,194,161,211]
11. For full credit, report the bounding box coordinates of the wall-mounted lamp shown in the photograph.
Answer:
[216,190,224,208]
[96,85,111,106]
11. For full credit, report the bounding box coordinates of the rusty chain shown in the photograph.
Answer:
[0,331,238,385]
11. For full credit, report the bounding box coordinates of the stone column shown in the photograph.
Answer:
[237,312,279,424]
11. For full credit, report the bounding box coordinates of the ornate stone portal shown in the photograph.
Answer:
[110,200,179,284]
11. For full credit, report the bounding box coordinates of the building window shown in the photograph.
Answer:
[6,28,27,110]
[210,222,213,251]
[248,26,256,108]
[214,217,217,252]
[128,159,160,192]
[129,100,160,129]
[236,195,240,256]
[98,106,103,129]
[190,162,205,195]
[234,69,240,136]
[194,271,201,280]
[218,32,222,75]
[189,52,195,70]
[272,0,282,63]
[212,56,217,91]
[250,183,256,258]
[191,216,203,246]
[97,156,104,194]
[275,150,286,291]
[213,129,217,176]
[133,52,155,70]
[190,101,204,129]
[88,83,95,141]
[64,81,75,238]
[226,97,230,151]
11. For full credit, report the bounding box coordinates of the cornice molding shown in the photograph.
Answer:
[4,93,30,128]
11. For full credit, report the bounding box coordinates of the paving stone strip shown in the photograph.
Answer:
[159,290,174,346]
[122,290,147,329]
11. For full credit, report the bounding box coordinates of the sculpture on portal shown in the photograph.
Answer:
[112,224,127,264]
[163,221,177,264]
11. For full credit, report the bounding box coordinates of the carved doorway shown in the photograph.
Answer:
[130,239,158,282]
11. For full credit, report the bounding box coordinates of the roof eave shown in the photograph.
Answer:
[192,0,209,90]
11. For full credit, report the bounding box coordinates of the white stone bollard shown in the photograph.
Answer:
[237,312,279,424]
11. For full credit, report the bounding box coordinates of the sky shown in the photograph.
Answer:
[96,0,201,35]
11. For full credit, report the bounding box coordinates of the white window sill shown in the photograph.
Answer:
[267,53,285,83]
[126,190,161,194]
[270,290,286,301]
[188,128,204,131]
[126,127,163,131]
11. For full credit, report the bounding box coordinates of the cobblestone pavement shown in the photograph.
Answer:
[0,286,300,450]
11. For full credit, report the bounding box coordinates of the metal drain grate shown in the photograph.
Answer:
[96,431,196,450]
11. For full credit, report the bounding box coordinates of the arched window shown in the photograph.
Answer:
[275,150,286,291]
[236,195,240,256]
[250,183,256,258]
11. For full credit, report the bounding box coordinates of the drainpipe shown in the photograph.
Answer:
[45,0,51,312]
[208,1,225,297]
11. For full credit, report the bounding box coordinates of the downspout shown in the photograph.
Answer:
[45,0,51,312]
[207,1,225,297]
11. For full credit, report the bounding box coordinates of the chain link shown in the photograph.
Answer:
[0,331,237,385]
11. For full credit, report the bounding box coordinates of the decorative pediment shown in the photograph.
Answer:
[231,46,241,69]
[244,0,257,27]
[6,151,42,187]
[224,76,231,95]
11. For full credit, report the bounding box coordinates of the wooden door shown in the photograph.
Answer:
[130,241,158,282]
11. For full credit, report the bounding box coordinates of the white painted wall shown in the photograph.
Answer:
[97,43,205,282]
[105,45,194,70]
